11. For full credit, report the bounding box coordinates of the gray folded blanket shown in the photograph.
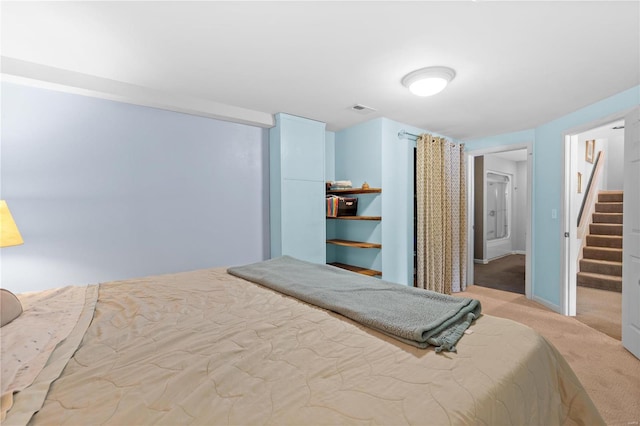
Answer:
[227,256,481,352]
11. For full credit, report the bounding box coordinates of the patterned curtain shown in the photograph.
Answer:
[415,134,467,294]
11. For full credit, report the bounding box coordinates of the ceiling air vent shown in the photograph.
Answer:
[351,104,376,114]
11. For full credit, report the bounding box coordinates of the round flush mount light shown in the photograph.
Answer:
[402,66,456,97]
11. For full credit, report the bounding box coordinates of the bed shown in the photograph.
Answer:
[1,256,603,425]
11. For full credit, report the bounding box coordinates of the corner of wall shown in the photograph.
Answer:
[325,131,336,181]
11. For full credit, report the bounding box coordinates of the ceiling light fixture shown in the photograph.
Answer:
[402,66,456,97]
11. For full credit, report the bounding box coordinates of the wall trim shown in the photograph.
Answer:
[532,295,561,314]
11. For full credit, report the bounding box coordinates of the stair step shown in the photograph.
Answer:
[577,272,622,292]
[595,202,623,213]
[589,223,623,236]
[586,234,622,248]
[583,246,623,262]
[579,258,622,276]
[598,191,623,203]
[592,212,623,224]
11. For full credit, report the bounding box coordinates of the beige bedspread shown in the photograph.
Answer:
[3,267,603,425]
[0,285,97,421]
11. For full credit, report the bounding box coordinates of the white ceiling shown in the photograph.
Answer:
[1,1,638,140]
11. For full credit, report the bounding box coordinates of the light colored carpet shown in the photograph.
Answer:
[577,286,622,341]
[456,285,640,426]
[474,255,622,340]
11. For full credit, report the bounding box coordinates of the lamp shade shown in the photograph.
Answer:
[0,200,24,247]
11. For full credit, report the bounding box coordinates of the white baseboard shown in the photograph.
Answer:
[481,251,526,263]
[532,295,561,314]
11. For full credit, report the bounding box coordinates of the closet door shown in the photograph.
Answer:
[270,113,326,264]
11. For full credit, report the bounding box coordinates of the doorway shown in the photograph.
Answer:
[466,144,532,298]
[474,253,525,294]
[562,119,624,340]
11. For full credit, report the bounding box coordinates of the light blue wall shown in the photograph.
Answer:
[335,120,383,188]
[1,82,270,293]
[381,119,423,286]
[325,131,335,181]
[333,119,383,273]
[465,85,639,308]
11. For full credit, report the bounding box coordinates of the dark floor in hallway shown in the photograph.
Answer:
[473,254,525,294]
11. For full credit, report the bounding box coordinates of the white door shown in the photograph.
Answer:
[622,107,640,359]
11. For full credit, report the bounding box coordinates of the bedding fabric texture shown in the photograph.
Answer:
[0,285,95,421]
[0,289,23,327]
[3,266,603,425]
[228,256,480,351]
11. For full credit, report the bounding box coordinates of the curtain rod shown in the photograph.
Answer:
[398,129,463,148]
[398,129,420,141]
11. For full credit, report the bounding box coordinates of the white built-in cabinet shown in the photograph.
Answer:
[269,113,326,264]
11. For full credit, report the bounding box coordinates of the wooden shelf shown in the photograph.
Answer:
[326,186,382,276]
[329,262,382,277]
[326,215,381,221]
[326,188,382,195]
[326,239,381,249]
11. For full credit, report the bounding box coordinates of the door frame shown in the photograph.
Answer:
[560,109,633,316]
[466,142,533,298]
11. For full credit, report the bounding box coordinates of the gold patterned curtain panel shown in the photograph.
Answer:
[415,134,467,294]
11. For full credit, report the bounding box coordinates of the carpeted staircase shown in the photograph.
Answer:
[577,190,623,292]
